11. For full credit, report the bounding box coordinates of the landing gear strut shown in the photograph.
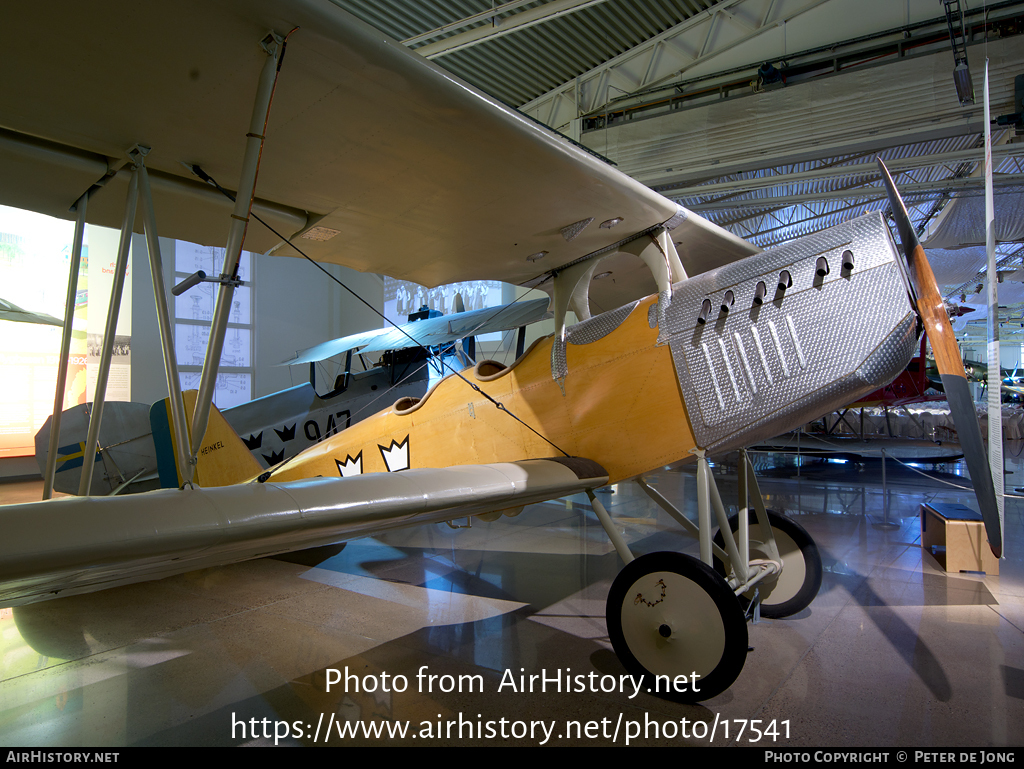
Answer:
[594,449,823,701]
[713,509,822,619]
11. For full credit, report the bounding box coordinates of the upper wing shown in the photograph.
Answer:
[1,0,753,291]
[0,457,607,607]
[278,297,550,366]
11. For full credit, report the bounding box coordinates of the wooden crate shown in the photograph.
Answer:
[920,503,999,575]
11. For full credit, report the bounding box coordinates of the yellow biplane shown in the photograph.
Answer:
[0,0,1000,701]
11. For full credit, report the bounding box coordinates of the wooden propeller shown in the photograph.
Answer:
[877,159,1002,557]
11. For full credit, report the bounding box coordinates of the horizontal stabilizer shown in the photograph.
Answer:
[35,402,158,495]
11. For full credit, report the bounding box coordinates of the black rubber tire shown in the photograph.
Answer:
[713,510,823,619]
[606,551,748,702]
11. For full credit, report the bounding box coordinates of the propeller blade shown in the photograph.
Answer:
[877,159,1002,557]
[878,160,1002,556]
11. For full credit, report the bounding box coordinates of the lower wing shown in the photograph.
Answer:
[0,457,607,607]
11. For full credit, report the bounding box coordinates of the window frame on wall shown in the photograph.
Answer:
[172,241,254,410]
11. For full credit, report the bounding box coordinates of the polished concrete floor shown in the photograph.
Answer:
[0,445,1022,747]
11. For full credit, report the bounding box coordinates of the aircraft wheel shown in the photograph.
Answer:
[606,551,747,702]
[713,510,822,619]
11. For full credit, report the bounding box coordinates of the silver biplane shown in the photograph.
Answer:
[34,296,549,494]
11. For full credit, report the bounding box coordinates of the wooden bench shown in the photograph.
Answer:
[920,503,999,575]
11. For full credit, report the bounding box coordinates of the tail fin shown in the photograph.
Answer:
[150,390,263,488]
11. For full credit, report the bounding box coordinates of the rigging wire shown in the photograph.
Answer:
[886,450,1024,500]
[186,164,571,462]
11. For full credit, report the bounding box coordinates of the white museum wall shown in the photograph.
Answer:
[252,253,384,398]
[0,237,384,480]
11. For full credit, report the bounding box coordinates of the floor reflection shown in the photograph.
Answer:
[1,444,1022,747]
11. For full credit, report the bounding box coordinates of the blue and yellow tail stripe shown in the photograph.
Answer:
[54,442,101,473]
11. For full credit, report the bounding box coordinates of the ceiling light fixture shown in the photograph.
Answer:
[942,0,975,105]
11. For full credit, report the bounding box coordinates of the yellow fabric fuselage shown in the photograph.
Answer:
[268,295,696,485]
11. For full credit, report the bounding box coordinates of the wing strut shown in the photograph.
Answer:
[135,147,192,484]
[78,165,139,495]
[42,192,88,499]
[189,30,289,483]
[75,148,192,495]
